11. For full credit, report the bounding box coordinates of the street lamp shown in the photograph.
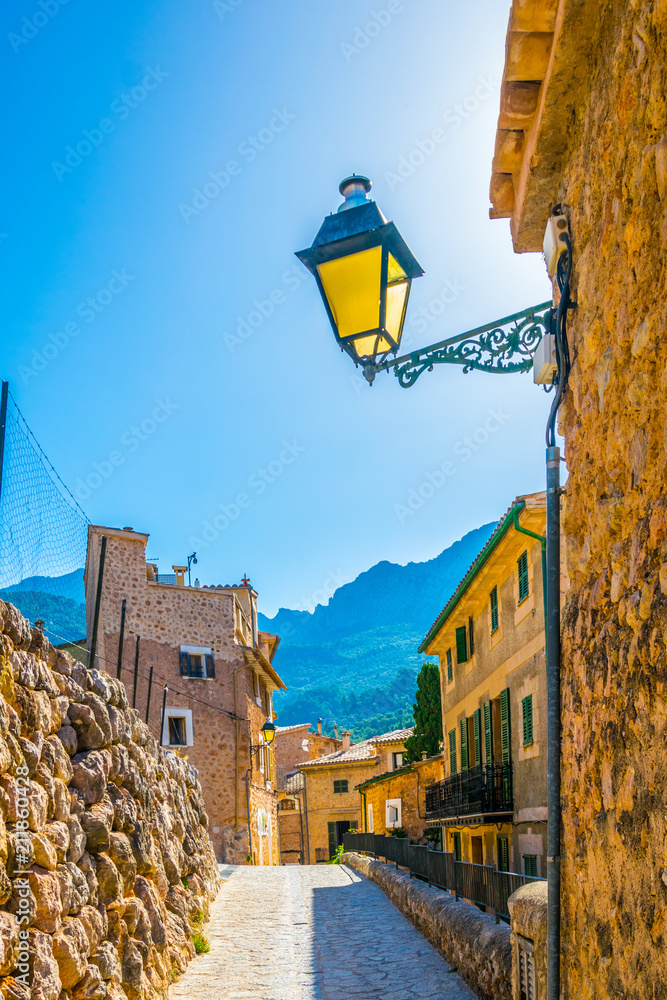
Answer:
[296,178,573,1000]
[296,175,424,375]
[250,717,276,756]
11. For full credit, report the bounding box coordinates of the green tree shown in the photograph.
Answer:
[403,663,443,764]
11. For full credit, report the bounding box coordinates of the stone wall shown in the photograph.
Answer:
[342,852,511,1000]
[544,3,667,996]
[0,599,221,1000]
[361,757,442,841]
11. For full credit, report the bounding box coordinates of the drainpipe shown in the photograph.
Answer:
[302,774,311,864]
[545,446,562,1000]
[360,790,367,832]
[232,663,247,829]
[245,770,253,862]
[298,791,305,864]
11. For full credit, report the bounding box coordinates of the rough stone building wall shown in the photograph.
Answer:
[0,599,220,1000]
[555,6,667,994]
[273,726,340,778]
[490,1,667,995]
[85,527,281,866]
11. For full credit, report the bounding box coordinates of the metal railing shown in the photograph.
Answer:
[425,762,513,819]
[342,831,544,921]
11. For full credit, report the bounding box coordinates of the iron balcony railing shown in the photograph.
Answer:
[425,762,513,820]
[342,831,544,922]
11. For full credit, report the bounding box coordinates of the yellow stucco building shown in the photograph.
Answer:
[298,728,412,863]
[421,493,554,876]
[355,755,444,842]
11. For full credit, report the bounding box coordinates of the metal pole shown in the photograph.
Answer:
[132,636,140,709]
[116,599,126,679]
[546,445,561,1000]
[302,774,311,865]
[145,664,153,724]
[0,381,9,505]
[298,791,305,864]
[88,535,107,671]
[160,684,168,745]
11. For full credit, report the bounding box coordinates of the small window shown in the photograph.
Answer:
[490,586,499,632]
[392,752,404,769]
[518,551,529,603]
[179,647,215,679]
[455,625,468,664]
[452,831,461,861]
[460,717,469,771]
[448,730,457,775]
[446,647,453,683]
[168,717,187,746]
[188,654,204,678]
[522,695,534,746]
[385,798,401,828]
[333,779,348,794]
[497,835,509,872]
[367,803,374,833]
[523,854,538,877]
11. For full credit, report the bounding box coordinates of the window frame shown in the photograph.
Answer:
[385,797,402,829]
[522,694,534,746]
[446,647,453,683]
[497,835,509,872]
[517,550,529,604]
[490,585,499,633]
[179,645,215,679]
[523,853,538,878]
[333,779,349,794]
[455,625,468,664]
[162,707,194,747]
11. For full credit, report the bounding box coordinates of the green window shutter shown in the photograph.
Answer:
[518,551,529,603]
[497,835,509,872]
[455,626,468,664]
[468,616,475,656]
[473,708,481,767]
[484,701,493,763]
[446,648,453,682]
[328,822,337,859]
[490,586,499,632]
[500,688,511,764]
[448,729,457,774]
[452,832,461,862]
[523,854,538,877]
[522,695,534,746]
[460,717,469,771]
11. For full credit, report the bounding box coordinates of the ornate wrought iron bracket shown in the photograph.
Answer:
[362,301,553,387]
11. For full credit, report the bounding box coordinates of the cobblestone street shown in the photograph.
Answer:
[170,865,476,1000]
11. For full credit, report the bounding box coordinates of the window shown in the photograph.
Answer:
[168,717,186,746]
[446,647,453,683]
[452,831,461,861]
[448,730,457,775]
[179,646,215,679]
[522,695,534,746]
[468,615,474,656]
[279,799,296,810]
[460,717,469,771]
[455,626,468,664]
[500,688,511,763]
[392,752,404,770]
[490,586,499,632]
[523,854,538,877]
[162,707,194,747]
[483,701,493,763]
[333,779,348,794]
[473,709,481,767]
[367,803,374,832]
[385,798,402,828]
[497,835,509,872]
[518,551,529,603]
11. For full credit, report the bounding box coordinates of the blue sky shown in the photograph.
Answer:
[1,0,553,616]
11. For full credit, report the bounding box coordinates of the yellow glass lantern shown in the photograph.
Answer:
[261,719,276,745]
[296,176,423,367]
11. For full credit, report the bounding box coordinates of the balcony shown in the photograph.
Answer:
[425,762,513,821]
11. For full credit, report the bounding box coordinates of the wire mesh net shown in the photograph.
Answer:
[0,386,88,644]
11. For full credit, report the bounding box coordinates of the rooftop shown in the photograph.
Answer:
[298,727,413,769]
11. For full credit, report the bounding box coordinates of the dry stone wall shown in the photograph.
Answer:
[0,600,221,1000]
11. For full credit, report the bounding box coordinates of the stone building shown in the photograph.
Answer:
[298,728,412,862]
[274,721,341,864]
[84,525,286,866]
[421,493,551,875]
[355,754,443,842]
[489,0,667,993]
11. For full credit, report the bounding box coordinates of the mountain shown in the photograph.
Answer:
[2,569,85,604]
[0,569,86,644]
[259,523,495,739]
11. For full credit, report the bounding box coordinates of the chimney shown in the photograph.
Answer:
[317,718,323,736]
[342,730,351,751]
[334,723,338,739]
[421,751,427,760]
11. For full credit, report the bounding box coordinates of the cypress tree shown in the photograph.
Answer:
[403,663,443,764]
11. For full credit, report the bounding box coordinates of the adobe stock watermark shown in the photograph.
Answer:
[8,0,72,54]
[13,762,32,991]
[341,1,404,63]
[179,107,296,224]
[213,0,245,19]
[224,265,306,354]
[19,268,135,384]
[73,398,179,501]
[394,407,511,523]
[298,569,351,614]
[51,66,168,181]
[189,439,306,549]
[385,76,499,190]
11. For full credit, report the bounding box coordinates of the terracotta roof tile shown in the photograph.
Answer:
[298,727,413,768]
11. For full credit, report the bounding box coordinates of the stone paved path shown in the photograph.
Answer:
[170,864,476,1000]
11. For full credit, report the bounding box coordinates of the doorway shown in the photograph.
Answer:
[471,836,483,865]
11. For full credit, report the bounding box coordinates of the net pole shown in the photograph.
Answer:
[145,664,153,724]
[116,599,126,679]
[0,381,8,504]
[132,635,140,708]
[88,535,107,670]
[160,685,168,746]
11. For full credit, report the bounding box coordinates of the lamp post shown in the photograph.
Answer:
[296,176,572,1000]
